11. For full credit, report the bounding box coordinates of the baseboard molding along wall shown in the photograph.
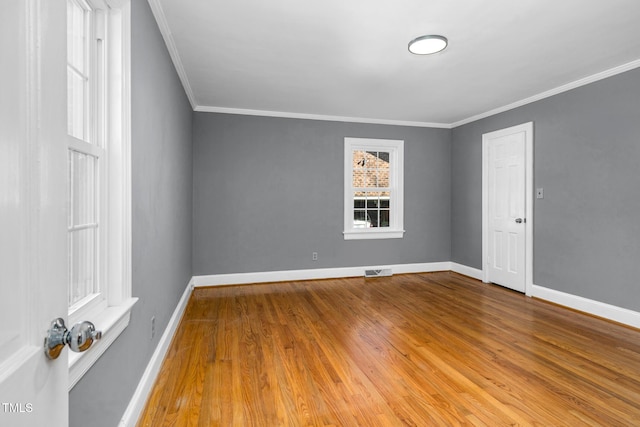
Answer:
[121,262,640,426]
[531,284,640,330]
[450,263,483,281]
[119,280,193,427]
[190,262,452,287]
[449,264,640,329]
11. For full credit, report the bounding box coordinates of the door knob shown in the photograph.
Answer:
[44,318,102,360]
[515,218,524,223]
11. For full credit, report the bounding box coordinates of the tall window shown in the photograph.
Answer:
[344,137,404,240]
[66,0,134,389]
[67,0,105,313]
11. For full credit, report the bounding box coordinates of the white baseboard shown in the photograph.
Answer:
[532,284,640,329]
[449,265,640,330]
[450,262,483,281]
[191,262,452,287]
[119,281,193,427]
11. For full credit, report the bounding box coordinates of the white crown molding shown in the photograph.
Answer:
[194,58,640,129]
[194,105,452,129]
[147,4,640,131]
[451,58,640,128]
[147,0,197,109]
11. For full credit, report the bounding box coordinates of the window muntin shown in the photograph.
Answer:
[344,138,404,240]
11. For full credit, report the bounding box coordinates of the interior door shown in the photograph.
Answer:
[0,1,68,425]
[485,125,527,292]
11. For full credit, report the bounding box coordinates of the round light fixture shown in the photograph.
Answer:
[408,35,448,55]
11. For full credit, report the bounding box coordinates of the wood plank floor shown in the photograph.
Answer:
[137,272,640,426]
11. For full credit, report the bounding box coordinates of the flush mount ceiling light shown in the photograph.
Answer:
[408,35,448,55]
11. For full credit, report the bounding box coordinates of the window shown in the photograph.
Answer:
[344,137,404,240]
[66,0,135,389]
[67,0,103,315]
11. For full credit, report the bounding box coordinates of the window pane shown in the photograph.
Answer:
[67,69,87,140]
[361,169,377,188]
[378,151,390,165]
[353,210,370,228]
[352,150,366,187]
[367,198,378,208]
[69,227,97,306]
[69,151,97,227]
[377,168,389,187]
[353,170,362,188]
[380,210,390,227]
[367,210,379,228]
[67,0,87,73]
[354,199,365,209]
[378,152,390,187]
[67,0,91,142]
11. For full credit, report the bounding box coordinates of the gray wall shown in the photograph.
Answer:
[68,1,640,422]
[451,67,640,311]
[193,113,451,275]
[68,0,193,426]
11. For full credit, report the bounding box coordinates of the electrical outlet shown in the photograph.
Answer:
[151,316,156,339]
[312,252,318,261]
[536,188,544,199]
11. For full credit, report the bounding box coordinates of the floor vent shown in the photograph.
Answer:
[364,268,393,278]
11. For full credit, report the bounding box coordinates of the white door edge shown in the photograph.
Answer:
[482,122,534,296]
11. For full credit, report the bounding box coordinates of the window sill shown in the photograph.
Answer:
[68,297,138,390]
[343,229,405,240]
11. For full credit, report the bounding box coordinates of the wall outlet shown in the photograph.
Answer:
[151,316,156,339]
[312,252,318,261]
[536,188,544,199]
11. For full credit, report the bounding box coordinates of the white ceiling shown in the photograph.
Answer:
[150,0,640,127]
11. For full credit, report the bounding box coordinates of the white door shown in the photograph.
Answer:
[0,1,68,426]
[483,124,530,293]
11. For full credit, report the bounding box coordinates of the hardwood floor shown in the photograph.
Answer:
[137,272,640,426]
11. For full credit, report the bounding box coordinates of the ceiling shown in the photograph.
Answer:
[150,0,640,127]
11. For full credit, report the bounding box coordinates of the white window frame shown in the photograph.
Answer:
[66,0,136,390]
[67,0,106,327]
[343,137,405,240]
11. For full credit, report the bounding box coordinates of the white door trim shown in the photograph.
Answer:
[482,122,534,296]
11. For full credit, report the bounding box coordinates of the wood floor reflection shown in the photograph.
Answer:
[138,272,640,426]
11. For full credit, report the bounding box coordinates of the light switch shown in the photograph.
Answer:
[536,188,544,199]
